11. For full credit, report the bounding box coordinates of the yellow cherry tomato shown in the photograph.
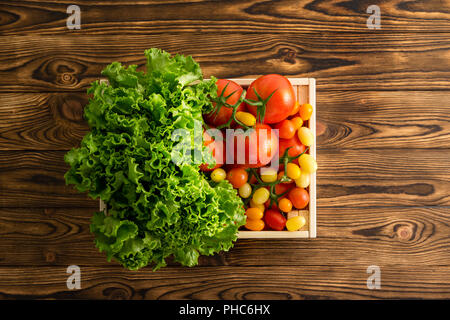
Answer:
[299,103,313,121]
[295,172,310,188]
[211,168,226,182]
[236,111,256,127]
[245,218,265,231]
[252,187,270,205]
[297,127,314,147]
[249,199,265,212]
[238,183,252,198]
[278,198,293,213]
[286,163,301,180]
[246,207,264,220]
[291,116,303,130]
[260,168,278,183]
[298,154,317,174]
[286,216,306,231]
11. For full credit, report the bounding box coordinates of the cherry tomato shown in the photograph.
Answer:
[299,103,313,121]
[200,131,224,172]
[290,116,303,130]
[278,198,293,213]
[232,124,278,168]
[246,74,296,124]
[211,168,226,182]
[288,187,310,209]
[275,182,295,196]
[274,119,296,139]
[246,207,264,220]
[204,79,245,127]
[226,168,248,189]
[245,219,265,231]
[278,134,306,158]
[264,209,287,231]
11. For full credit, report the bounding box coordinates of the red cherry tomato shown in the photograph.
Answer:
[264,209,287,231]
[232,124,278,168]
[288,187,310,209]
[275,182,295,196]
[200,131,224,172]
[278,134,306,158]
[204,79,245,127]
[274,119,296,139]
[246,74,295,124]
[226,168,248,189]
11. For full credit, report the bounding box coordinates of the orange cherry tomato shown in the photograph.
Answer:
[288,187,310,209]
[278,198,293,213]
[274,119,296,139]
[226,168,248,189]
[246,207,264,220]
[299,103,313,121]
[245,218,265,231]
[290,116,303,130]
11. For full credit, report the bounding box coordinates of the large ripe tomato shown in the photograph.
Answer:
[232,124,278,168]
[200,131,224,172]
[278,134,306,158]
[264,209,287,231]
[204,79,245,127]
[246,74,295,124]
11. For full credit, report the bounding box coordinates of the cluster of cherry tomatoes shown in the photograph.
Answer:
[201,74,317,232]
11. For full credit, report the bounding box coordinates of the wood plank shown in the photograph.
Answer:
[1,149,448,208]
[0,151,97,208]
[0,207,448,268]
[0,265,448,299]
[1,90,449,150]
[1,0,449,35]
[0,33,449,92]
[0,93,89,150]
[317,90,450,149]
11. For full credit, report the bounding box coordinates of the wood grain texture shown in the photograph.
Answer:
[0,149,448,208]
[0,265,449,299]
[0,32,449,92]
[1,91,449,150]
[1,0,449,35]
[0,207,449,267]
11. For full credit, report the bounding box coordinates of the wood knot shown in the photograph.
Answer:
[57,73,78,86]
[43,208,56,216]
[34,58,85,88]
[104,287,131,300]
[279,48,297,64]
[45,251,56,263]
[396,225,413,241]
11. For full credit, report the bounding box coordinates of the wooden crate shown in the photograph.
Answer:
[100,78,317,239]
[232,78,317,239]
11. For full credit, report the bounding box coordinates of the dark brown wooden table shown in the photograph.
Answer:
[0,0,449,299]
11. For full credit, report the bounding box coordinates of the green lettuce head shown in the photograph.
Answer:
[64,48,245,270]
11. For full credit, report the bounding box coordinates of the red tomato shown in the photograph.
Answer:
[264,209,287,231]
[226,168,248,189]
[288,187,310,209]
[200,131,224,171]
[204,79,245,127]
[278,134,306,158]
[275,182,295,196]
[232,124,278,168]
[273,119,296,139]
[246,74,295,124]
